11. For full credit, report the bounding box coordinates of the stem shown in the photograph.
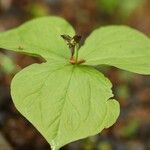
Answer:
[51,145,59,150]
[74,45,79,63]
[52,148,59,150]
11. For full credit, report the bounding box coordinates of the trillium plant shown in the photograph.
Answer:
[0,17,150,150]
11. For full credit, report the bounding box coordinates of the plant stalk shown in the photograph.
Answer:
[74,44,79,63]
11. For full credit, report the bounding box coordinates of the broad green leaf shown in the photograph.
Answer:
[0,17,75,62]
[11,62,119,150]
[79,26,150,74]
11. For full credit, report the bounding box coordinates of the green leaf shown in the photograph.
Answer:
[79,26,150,74]
[0,17,75,62]
[11,62,119,150]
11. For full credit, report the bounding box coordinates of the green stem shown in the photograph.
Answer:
[52,146,59,150]
[51,142,59,150]
[74,45,79,63]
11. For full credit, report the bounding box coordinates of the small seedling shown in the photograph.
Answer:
[0,17,150,150]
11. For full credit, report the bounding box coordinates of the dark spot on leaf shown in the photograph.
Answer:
[18,46,24,50]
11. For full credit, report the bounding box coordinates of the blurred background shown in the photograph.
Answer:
[0,0,150,150]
